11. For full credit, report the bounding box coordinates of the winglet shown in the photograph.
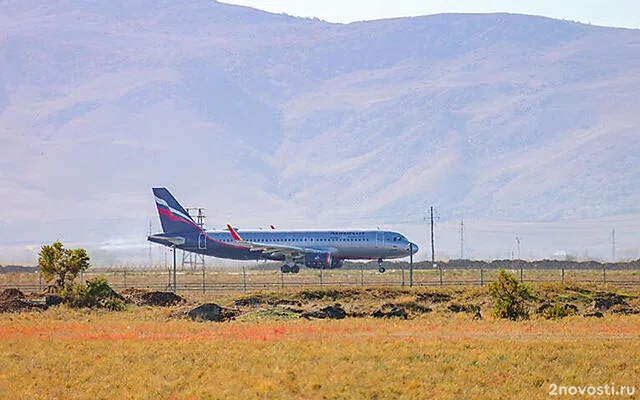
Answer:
[227,224,243,242]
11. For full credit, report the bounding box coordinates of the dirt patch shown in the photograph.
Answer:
[591,293,629,311]
[234,296,265,307]
[447,303,482,319]
[372,304,408,319]
[583,312,604,318]
[416,292,452,303]
[0,298,47,313]
[123,289,185,307]
[566,286,594,295]
[609,305,640,315]
[297,289,353,302]
[0,288,48,313]
[399,301,432,314]
[0,288,25,302]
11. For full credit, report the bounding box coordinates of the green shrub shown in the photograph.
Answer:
[488,270,534,321]
[543,303,577,320]
[60,277,125,311]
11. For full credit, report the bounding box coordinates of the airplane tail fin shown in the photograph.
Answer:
[152,187,201,234]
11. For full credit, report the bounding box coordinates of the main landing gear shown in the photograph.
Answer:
[281,264,300,274]
[377,258,386,274]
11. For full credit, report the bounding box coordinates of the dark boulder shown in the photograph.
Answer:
[591,293,629,311]
[301,304,347,320]
[188,303,223,322]
[45,295,63,307]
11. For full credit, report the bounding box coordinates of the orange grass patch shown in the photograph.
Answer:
[1,313,639,399]
[1,315,639,342]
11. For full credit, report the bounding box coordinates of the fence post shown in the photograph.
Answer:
[360,264,364,286]
[520,267,523,283]
[39,273,42,291]
[401,264,405,287]
[202,266,205,295]
[320,268,323,287]
[123,269,127,289]
[480,269,483,286]
[603,265,606,283]
[561,268,565,283]
[242,265,247,291]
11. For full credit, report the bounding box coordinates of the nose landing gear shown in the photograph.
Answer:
[377,258,386,273]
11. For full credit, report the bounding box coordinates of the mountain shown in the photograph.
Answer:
[1,1,639,263]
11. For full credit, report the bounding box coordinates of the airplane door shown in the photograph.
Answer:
[198,233,207,250]
[375,231,384,248]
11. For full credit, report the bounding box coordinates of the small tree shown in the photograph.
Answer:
[488,270,534,320]
[38,240,90,291]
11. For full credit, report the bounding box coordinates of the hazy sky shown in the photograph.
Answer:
[221,0,640,29]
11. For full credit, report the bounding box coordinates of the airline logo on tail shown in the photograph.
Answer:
[153,188,201,232]
[155,196,197,226]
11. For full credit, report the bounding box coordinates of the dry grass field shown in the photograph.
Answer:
[1,283,639,399]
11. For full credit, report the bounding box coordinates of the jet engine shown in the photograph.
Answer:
[304,253,344,269]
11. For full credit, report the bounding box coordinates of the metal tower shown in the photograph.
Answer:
[182,208,206,271]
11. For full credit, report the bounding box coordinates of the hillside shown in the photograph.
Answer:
[1,1,639,263]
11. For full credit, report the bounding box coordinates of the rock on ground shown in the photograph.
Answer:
[301,304,347,319]
[188,303,223,322]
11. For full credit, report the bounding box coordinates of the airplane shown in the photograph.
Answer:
[147,187,419,273]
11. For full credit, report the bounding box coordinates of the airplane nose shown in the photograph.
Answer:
[408,243,418,254]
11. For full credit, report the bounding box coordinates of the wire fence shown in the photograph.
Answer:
[2,266,639,294]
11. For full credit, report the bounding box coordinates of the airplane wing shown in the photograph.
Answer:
[226,224,331,258]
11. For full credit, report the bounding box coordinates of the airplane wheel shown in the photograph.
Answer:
[281,265,291,273]
[291,265,300,274]
[378,266,386,273]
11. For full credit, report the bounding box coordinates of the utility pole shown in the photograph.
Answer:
[430,206,441,285]
[409,243,414,288]
[460,219,464,259]
[612,229,616,262]
[172,245,177,293]
[430,206,435,267]
[516,237,522,283]
[148,220,153,267]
